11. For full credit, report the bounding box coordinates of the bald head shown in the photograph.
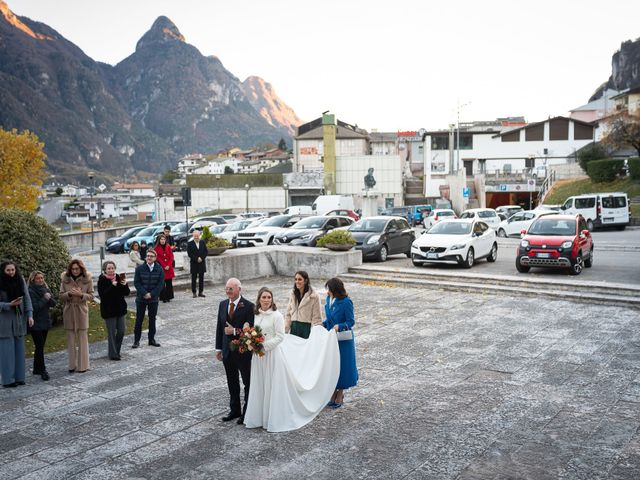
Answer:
[225,277,242,301]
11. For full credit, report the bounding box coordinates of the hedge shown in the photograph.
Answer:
[187,173,282,188]
[585,158,624,183]
[629,157,640,181]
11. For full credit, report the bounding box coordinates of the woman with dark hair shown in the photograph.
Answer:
[284,271,322,339]
[97,261,129,361]
[323,277,358,408]
[27,271,56,381]
[139,240,148,260]
[154,234,175,303]
[244,287,340,432]
[129,241,144,267]
[60,259,93,373]
[0,260,34,387]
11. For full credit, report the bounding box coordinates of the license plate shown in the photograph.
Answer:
[427,252,439,259]
[536,252,550,258]
[603,217,614,222]
[238,241,248,246]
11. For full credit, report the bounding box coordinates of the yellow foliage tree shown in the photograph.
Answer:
[0,128,47,211]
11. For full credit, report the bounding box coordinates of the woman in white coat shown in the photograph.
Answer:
[244,287,340,433]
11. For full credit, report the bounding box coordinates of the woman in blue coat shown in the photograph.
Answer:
[323,277,358,408]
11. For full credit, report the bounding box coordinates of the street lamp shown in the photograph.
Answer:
[216,174,221,214]
[88,171,95,251]
[456,101,470,173]
[283,183,289,210]
[244,184,250,213]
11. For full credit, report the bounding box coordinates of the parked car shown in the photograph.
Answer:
[325,209,360,221]
[311,195,354,215]
[220,214,244,223]
[189,220,221,234]
[560,192,629,231]
[236,214,307,247]
[191,216,227,225]
[423,209,457,230]
[105,225,146,253]
[516,214,593,275]
[348,216,414,262]
[217,219,255,246]
[411,219,498,268]
[459,208,501,229]
[496,210,553,238]
[434,198,453,210]
[408,205,433,226]
[125,225,166,252]
[241,212,267,219]
[283,206,313,215]
[274,216,354,247]
[170,222,191,251]
[495,205,523,221]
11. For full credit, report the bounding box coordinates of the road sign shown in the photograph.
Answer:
[98,184,107,192]
[499,184,507,192]
[463,187,470,198]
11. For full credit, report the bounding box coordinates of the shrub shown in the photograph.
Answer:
[629,157,640,180]
[201,226,231,248]
[586,158,625,183]
[578,143,607,172]
[0,209,70,324]
[316,229,356,248]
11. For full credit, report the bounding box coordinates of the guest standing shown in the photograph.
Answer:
[0,261,34,387]
[132,249,164,348]
[323,277,358,408]
[97,261,130,360]
[60,259,93,373]
[139,240,148,260]
[284,271,322,339]
[129,241,144,267]
[27,271,56,380]
[154,234,175,303]
[187,230,208,298]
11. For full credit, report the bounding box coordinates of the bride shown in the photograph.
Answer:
[244,287,340,433]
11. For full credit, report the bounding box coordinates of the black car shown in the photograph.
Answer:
[349,216,415,261]
[274,216,353,247]
[105,225,146,253]
[169,222,191,251]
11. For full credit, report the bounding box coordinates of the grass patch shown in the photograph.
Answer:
[545,177,640,206]
[25,302,138,357]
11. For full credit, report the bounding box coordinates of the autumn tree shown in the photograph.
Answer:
[601,111,640,156]
[0,128,47,210]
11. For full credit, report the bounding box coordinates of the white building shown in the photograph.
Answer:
[61,185,88,197]
[177,154,206,176]
[193,157,239,175]
[111,183,156,197]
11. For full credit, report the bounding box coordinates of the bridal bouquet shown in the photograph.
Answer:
[229,325,266,357]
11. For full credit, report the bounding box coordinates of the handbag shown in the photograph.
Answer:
[336,329,353,341]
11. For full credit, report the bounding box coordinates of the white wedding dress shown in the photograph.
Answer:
[244,309,340,432]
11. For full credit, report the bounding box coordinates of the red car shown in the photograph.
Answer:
[516,214,594,275]
[325,209,360,221]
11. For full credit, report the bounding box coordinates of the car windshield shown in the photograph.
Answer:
[528,219,576,236]
[124,226,144,236]
[427,222,472,235]
[349,219,386,232]
[478,211,496,218]
[211,225,227,234]
[171,223,188,234]
[248,218,267,228]
[438,211,455,217]
[261,215,291,227]
[227,221,252,231]
[459,212,475,219]
[292,217,326,229]
[137,226,156,236]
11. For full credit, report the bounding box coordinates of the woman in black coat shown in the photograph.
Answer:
[27,271,56,381]
[97,261,130,360]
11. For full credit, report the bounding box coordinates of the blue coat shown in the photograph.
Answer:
[134,262,165,302]
[323,296,358,389]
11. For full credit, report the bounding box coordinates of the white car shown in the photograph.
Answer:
[459,208,501,229]
[235,214,306,247]
[411,219,498,268]
[496,210,553,238]
[217,219,255,245]
[220,214,244,224]
[423,209,456,230]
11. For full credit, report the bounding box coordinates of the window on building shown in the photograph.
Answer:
[549,118,569,140]
[501,130,520,142]
[455,134,473,150]
[574,123,594,140]
[431,136,449,150]
[525,157,535,169]
[525,124,544,141]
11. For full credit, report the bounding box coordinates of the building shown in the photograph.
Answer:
[111,183,156,197]
[177,154,206,176]
[61,185,88,197]
[192,157,239,175]
[611,84,640,115]
[570,89,620,124]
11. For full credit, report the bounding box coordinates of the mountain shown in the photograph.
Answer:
[590,37,640,101]
[242,76,303,137]
[0,0,171,178]
[0,3,300,179]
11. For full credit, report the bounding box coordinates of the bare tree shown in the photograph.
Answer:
[601,111,640,156]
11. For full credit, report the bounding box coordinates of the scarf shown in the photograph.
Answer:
[104,272,116,281]
[0,273,24,301]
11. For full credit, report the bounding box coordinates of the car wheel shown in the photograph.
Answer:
[119,244,125,254]
[377,244,388,262]
[487,243,498,262]
[497,228,507,238]
[411,254,422,267]
[570,254,584,275]
[405,249,412,258]
[515,257,530,273]
[586,219,594,231]
[616,225,626,231]
[463,248,474,268]
[268,236,274,245]
[584,249,593,268]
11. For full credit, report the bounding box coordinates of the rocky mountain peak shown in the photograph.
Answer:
[136,16,185,51]
[0,0,51,40]
[242,75,302,136]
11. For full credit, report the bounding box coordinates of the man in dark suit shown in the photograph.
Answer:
[215,277,255,424]
[132,249,165,348]
[187,230,208,298]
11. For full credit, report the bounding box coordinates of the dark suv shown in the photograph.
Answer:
[516,214,594,275]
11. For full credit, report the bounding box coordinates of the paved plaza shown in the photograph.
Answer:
[1,277,640,479]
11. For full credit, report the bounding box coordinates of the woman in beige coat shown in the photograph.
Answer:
[60,259,93,373]
[284,271,322,339]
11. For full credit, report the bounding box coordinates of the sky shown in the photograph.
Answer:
[8,0,640,132]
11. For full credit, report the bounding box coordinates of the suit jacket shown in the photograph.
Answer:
[215,296,255,360]
[187,239,208,273]
[134,262,165,302]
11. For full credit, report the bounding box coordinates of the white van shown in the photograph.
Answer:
[311,195,354,215]
[282,205,312,215]
[561,192,629,230]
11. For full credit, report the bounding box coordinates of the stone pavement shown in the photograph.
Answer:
[1,277,640,479]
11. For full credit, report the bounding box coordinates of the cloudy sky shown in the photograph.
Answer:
[9,0,640,131]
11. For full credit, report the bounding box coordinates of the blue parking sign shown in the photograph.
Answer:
[500,184,507,192]
[463,187,470,198]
